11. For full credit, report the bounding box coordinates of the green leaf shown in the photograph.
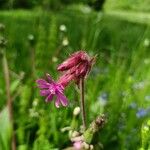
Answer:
[10,79,21,94]
[0,107,12,150]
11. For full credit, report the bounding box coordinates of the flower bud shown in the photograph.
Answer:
[83,142,90,149]
[62,37,69,46]
[90,145,94,150]
[72,131,80,138]
[59,24,67,32]
[73,107,81,116]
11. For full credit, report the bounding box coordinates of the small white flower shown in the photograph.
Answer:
[59,24,67,32]
[62,37,69,46]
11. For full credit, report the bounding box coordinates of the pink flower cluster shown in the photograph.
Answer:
[36,51,95,108]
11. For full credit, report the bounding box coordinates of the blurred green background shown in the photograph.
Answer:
[0,0,150,150]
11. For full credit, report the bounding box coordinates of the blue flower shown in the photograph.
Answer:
[136,108,148,118]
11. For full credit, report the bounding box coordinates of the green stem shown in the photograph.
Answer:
[80,77,86,130]
[2,50,16,150]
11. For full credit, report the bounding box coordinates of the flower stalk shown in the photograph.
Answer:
[80,77,86,130]
[0,27,16,150]
[1,50,16,150]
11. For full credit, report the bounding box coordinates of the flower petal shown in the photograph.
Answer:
[57,92,68,107]
[40,89,50,96]
[36,79,50,89]
[57,73,75,88]
[38,84,49,89]
[57,51,89,71]
[36,79,47,85]
[55,98,61,108]
[57,51,84,71]
[46,73,54,83]
[45,94,54,102]
[75,62,88,77]
[73,141,83,150]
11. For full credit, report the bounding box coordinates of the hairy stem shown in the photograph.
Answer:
[80,77,86,130]
[2,51,16,150]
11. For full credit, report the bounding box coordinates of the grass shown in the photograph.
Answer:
[0,7,150,149]
[104,0,150,12]
[106,10,150,25]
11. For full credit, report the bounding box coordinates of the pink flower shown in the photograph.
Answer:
[57,51,89,71]
[72,136,84,150]
[57,73,75,87]
[57,51,95,85]
[73,140,83,150]
[36,74,68,108]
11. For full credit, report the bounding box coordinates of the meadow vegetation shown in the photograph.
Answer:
[0,1,150,150]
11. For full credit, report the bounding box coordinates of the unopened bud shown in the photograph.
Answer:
[83,142,90,149]
[52,56,58,62]
[72,131,80,138]
[62,37,69,46]
[33,99,38,107]
[28,34,35,46]
[28,34,34,41]
[59,24,67,32]
[73,107,80,116]
[90,145,94,150]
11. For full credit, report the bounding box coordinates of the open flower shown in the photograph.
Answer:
[36,74,68,108]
